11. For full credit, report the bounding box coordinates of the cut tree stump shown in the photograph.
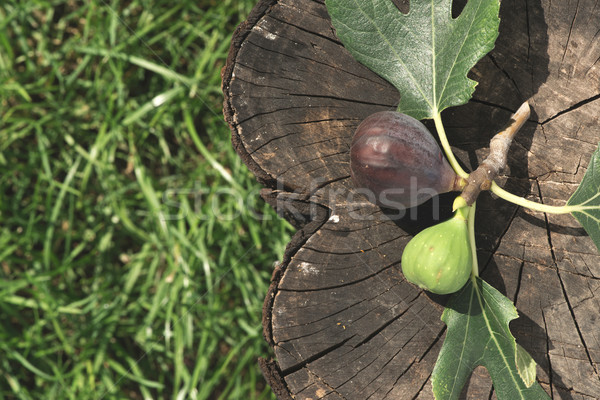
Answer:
[221,1,600,398]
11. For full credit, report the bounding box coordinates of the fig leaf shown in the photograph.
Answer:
[432,277,550,399]
[325,0,500,120]
[567,144,600,253]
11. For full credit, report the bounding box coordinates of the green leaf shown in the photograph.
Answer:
[432,277,550,399]
[515,343,537,388]
[326,0,500,120]
[567,145,600,252]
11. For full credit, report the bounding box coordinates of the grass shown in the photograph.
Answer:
[0,0,292,398]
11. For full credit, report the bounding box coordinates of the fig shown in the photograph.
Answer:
[400,207,472,294]
[350,111,464,208]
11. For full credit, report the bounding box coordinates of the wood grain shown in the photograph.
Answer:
[222,0,600,398]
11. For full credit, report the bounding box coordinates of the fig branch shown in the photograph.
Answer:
[435,102,599,214]
[460,101,531,205]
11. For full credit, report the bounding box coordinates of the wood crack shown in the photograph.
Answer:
[538,179,600,376]
[237,60,305,83]
[334,332,417,393]
[286,92,395,108]
[469,97,520,115]
[236,104,316,125]
[280,336,355,376]
[525,0,532,63]
[351,305,413,349]
[408,372,433,400]
[540,93,600,125]
[541,307,554,398]
[512,246,526,305]
[560,0,580,69]
[479,202,521,276]
[278,263,397,293]
[267,14,342,46]
[276,286,399,331]
[371,358,416,399]
[486,53,524,101]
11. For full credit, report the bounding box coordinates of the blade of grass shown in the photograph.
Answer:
[43,156,81,269]
[73,46,193,85]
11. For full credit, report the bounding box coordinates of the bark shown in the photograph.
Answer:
[461,101,530,205]
[222,0,600,398]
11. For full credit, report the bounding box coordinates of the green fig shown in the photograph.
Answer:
[401,207,472,294]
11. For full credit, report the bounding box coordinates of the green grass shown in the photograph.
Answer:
[0,0,292,398]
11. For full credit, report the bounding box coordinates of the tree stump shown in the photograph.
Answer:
[222,0,600,398]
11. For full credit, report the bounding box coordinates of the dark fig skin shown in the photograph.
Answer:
[350,111,462,208]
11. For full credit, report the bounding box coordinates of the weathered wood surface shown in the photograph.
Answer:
[222,0,600,398]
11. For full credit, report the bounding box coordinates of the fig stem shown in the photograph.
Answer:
[433,113,470,179]
[489,183,591,214]
[468,202,478,277]
[452,196,469,214]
